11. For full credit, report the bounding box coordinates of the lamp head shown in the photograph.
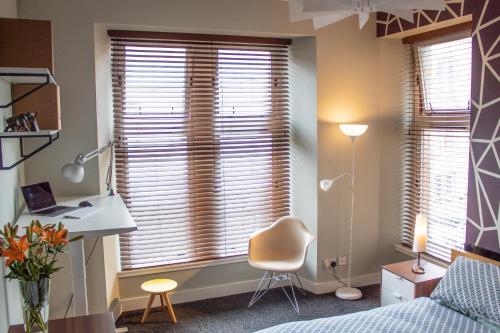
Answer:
[62,154,85,183]
[339,124,368,139]
[320,179,333,192]
[412,214,428,253]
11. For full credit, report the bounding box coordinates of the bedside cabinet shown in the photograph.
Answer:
[381,259,446,306]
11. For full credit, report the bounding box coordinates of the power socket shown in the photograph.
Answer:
[338,256,347,266]
[323,258,337,269]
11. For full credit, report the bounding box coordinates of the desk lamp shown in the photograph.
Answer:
[61,141,115,196]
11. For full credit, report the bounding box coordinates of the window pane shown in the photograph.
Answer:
[418,37,471,111]
[217,49,275,255]
[402,33,471,263]
[112,35,291,270]
[421,130,469,261]
[118,46,191,269]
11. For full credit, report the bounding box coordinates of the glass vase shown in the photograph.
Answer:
[19,278,50,333]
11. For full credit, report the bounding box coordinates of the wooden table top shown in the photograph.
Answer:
[8,312,115,333]
[382,259,447,284]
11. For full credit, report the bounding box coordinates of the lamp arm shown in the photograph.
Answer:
[73,141,115,196]
[330,172,352,184]
[81,141,114,163]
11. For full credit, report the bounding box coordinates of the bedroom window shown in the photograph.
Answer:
[402,32,471,262]
[109,31,291,270]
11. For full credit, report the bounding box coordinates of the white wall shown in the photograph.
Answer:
[1,2,24,330]
[315,18,410,282]
[0,81,24,333]
[16,0,409,316]
[376,38,410,268]
[290,37,318,281]
[0,0,17,18]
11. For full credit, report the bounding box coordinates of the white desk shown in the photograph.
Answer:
[16,195,137,316]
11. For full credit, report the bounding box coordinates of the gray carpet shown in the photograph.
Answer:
[116,284,380,333]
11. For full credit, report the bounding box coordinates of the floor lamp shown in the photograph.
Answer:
[320,124,368,301]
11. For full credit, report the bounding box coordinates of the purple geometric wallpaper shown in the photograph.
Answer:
[465,0,499,255]
[378,0,500,256]
[376,0,472,37]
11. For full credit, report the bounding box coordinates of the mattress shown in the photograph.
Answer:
[255,297,497,333]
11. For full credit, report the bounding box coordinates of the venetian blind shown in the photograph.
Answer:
[109,31,291,270]
[402,30,471,262]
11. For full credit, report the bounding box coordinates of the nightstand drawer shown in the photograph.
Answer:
[381,287,409,306]
[382,269,414,300]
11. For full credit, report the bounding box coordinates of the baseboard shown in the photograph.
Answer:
[120,272,381,313]
[121,278,264,312]
[301,272,380,294]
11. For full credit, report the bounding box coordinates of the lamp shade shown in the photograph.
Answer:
[339,124,368,138]
[412,214,428,253]
[61,163,84,183]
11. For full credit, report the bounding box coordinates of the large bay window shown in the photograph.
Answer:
[402,32,471,262]
[109,31,291,270]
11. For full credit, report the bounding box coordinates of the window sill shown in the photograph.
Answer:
[118,255,248,279]
[393,244,449,269]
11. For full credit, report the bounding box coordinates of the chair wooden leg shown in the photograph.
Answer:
[141,294,155,323]
[162,293,177,324]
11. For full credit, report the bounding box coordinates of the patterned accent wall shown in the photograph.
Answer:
[376,0,472,37]
[466,0,499,255]
[377,0,500,255]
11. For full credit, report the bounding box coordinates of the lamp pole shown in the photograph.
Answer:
[320,123,367,301]
[346,136,356,288]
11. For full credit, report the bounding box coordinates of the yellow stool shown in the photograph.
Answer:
[140,279,178,324]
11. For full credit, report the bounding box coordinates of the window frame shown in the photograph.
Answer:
[110,31,291,271]
[402,30,472,262]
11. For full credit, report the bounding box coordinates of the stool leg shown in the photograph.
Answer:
[160,293,165,310]
[162,293,177,324]
[141,294,155,323]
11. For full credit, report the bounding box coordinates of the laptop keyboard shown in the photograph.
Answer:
[38,206,79,217]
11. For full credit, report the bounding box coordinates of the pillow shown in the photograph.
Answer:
[430,256,500,327]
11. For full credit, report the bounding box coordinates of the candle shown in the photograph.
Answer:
[413,214,428,253]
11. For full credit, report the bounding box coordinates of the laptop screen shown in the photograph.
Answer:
[21,182,57,212]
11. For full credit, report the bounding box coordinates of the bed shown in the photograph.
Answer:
[256,250,500,333]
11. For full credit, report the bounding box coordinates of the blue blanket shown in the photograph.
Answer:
[255,297,497,333]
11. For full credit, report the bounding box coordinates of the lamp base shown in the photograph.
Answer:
[335,287,362,300]
[412,263,425,274]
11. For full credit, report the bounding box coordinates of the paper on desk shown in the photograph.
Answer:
[63,207,100,219]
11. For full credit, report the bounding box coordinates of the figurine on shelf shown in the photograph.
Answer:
[26,111,40,131]
[4,111,39,132]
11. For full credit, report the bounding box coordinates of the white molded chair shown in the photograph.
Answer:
[247,216,316,313]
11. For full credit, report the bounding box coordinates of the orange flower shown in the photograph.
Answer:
[30,224,43,236]
[3,236,30,266]
[29,221,52,236]
[40,229,69,247]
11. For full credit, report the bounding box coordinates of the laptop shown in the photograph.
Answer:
[21,182,81,217]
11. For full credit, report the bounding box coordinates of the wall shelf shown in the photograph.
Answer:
[0,67,58,109]
[0,130,59,138]
[0,130,60,170]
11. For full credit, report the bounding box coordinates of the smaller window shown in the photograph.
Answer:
[418,37,471,112]
[402,32,471,262]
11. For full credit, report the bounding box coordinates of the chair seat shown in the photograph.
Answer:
[249,258,303,272]
[141,279,177,294]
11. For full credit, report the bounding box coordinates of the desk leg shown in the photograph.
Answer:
[70,240,88,316]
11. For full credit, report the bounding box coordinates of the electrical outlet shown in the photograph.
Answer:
[323,258,337,269]
[338,256,347,266]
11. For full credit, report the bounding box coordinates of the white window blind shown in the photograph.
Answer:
[109,31,291,270]
[402,31,471,262]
